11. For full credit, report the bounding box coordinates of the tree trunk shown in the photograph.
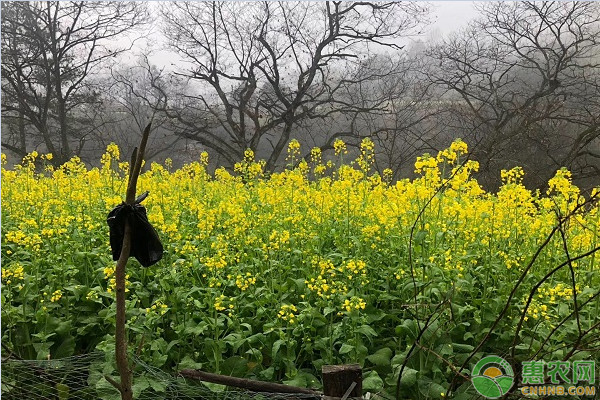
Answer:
[18,109,26,154]
[115,221,133,400]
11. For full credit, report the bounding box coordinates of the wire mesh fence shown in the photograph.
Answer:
[1,352,322,400]
[1,352,103,399]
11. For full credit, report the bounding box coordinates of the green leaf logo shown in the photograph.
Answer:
[471,355,515,399]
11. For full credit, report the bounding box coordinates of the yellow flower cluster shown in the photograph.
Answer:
[356,138,375,173]
[334,139,348,156]
[235,273,256,291]
[306,275,342,298]
[313,163,327,176]
[146,300,169,315]
[234,149,265,179]
[103,266,131,293]
[525,302,550,321]
[547,168,581,214]
[306,258,351,299]
[395,269,406,280]
[201,254,227,270]
[50,290,63,303]
[86,290,99,301]
[342,296,366,312]
[1,263,25,286]
[278,304,298,324]
[382,168,393,183]
[5,230,42,252]
[288,139,301,153]
[208,277,222,288]
[101,142,120,170]
[106,143,120,160]
[341,259,368,282]
[22,150,39,166]
[268,230,290,251]
[501,167,525,185]
[200,151,209,166]
[525,283,583,321]
[310,147,322,164]
[450,139,468,154]
[214,295,235,314]
[539,282,580,302]
[547,169,577,197]
[414,154,438,174]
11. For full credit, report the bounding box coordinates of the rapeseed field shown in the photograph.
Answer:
[2,139,598,398]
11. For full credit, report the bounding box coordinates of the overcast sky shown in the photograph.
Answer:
[431,1,479,36]
[140,2,481,70]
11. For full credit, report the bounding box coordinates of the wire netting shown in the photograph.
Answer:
[1,352,322,400]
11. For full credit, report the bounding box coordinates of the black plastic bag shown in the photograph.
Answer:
[106,192,163,267]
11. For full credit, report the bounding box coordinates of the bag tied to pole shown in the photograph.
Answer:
[106,191,163,267]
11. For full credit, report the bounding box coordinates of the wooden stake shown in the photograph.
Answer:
[322,364,362,400]
[113,123,152,400]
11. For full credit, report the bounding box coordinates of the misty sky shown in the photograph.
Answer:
[142,1,481,70]
[432,1,479,36]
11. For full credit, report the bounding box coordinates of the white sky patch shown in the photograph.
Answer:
[429,1,479,37]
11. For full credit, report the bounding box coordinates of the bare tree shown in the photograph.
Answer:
[157,1,430,170]
[344,50,444,180]
[84,55,187,165]
[427,1,600,189]
[1,1,148,164]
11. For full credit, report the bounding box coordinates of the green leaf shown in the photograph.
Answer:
[202,382,227,392]
[166,339,181,353]
[452,343,474,353]
[95,376,121,400]
[55,321,73,336]
[362,371,384,391]
[367,347,393,367]
[399,368,418,387]
[396,319,418,339]
[245,348,262,362]
[53,336,76,359]
[419,379,446,399]
[438,343,454,356]
[323,307,336,316]
[339,343,354,355]
[259,367,275,380]
[56,383,69,400]
[293,278,306,289]
[221,356,248,377]
[33,341,53,360]
[132,376,150,398]
[355,324,378,339]
[148,377,168,392]
[184,321,209,336]
[272,339,285,360]
[414,230,427,244]
[178,355,203,370]
[285,371,319,388]
[283,372,308,388]
[377,292,399,301]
